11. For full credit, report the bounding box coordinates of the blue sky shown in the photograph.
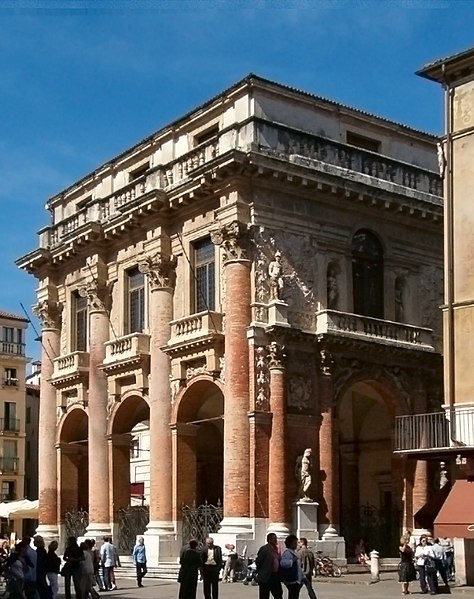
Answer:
[1,0,473,360]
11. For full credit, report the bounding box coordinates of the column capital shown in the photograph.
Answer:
[139,254,177,290]
[267,340,286,370]
[33,300,62,329]
[210,220,251,262]
[79,279,114,312]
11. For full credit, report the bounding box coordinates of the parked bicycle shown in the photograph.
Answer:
[315,551,342,577]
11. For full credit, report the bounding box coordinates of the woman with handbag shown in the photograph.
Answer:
[398,533,416,595]
[414,535,437,595]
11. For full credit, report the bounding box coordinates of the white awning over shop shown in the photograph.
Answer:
[0,499,39,520]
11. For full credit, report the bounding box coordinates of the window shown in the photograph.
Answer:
[1,481,15,501]
[194,238,215,312]
[4,368,17,386]
[2,440,17,472]
[129,164,149,182]
[73,291,88,351]
[346,131,381,153]
[352,230,384,318]
[4,403,16,431]
[3,328,14,343]
[195,125,219,146]
[128,267,145,333]
[130,437,140,459]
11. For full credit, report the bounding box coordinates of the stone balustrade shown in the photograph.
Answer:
[52,351,90,379]
[39,118,441,250]
[103,332,150,365]
[316,309,434,349]
[170,311,223,340]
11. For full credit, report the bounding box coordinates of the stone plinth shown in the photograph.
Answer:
[268,300,289,327]
[294,501,319,541]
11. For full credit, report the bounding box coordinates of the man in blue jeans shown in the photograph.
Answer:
[297,538,317,599]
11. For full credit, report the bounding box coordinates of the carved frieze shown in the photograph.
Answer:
[319,349,335,377]
[138,254,177,290]
[267,341,286,370]
[33,299,63,329]
[255,346,270,410]
[288,375,312,412]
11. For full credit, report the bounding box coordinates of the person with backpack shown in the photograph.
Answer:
[279,535,303,599]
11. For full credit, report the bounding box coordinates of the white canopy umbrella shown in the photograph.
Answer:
[0,499,39,520]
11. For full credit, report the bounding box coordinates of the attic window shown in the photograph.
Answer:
[346,132,381,153]
[195,125,219,146]
[76,195,92,209]
[129,164,149,182]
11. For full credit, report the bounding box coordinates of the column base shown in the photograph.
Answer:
[217,516,253,535]
[267,522,290,539]
[86,522,112,540]
[144,521,178,566]
[35,524,59,545]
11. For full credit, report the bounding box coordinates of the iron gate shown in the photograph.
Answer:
[117,505,149,553]
[341,503,402,558]
[182,501,223,545]
[64,510,89,539]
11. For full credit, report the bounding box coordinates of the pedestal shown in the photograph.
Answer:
[144,522,179,566]
[267,300,290,327]
[294,501,319,541]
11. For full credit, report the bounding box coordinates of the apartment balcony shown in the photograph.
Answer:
[166,311,224,358]
[0,342,25,358]
[315,310,435,351]
[395,408,474,454]
[0,493,16,501]
[52,351,90,386]
[0,419,20,434]
[0,457,19,473]
[102,333,150,377]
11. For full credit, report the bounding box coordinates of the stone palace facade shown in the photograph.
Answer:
[18,74,444,562]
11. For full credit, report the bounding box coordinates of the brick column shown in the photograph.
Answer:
[33,299,61,541]
[267,342,290,536]
[318,349,340,535]
[81,278,112,537]
[212,222,251,532]
[139,254,177,561]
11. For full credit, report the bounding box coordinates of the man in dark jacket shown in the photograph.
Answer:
[201,537,222,599]
[255,533,283,599]
[297,538,317,599]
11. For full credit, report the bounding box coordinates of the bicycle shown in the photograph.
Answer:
[314,551,342,577]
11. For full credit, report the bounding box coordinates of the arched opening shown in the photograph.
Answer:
[175,378,224,508]
[59,408,89,515]
[351,230,384,318]
[338,380,400,558]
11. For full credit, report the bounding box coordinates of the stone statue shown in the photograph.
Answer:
[295,448,313,502]
[439,461,449,489]
[327,266,339,310]
[395,278,405,323]
[268,251,284,300]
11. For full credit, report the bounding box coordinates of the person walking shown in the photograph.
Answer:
[398,533,416,595]
[200,537,222,599]
[297,538,317,599]
[222,544,238,583]
[45,540,61,599]
[34,536,49,599]
[255,533,283,599]
[178,539,201,599]
[280,535,304,599]
[132,537,147,588]
[431,537,450,592]
[62,536,84,599]
[100,537,120,591]
[415,535,437,595]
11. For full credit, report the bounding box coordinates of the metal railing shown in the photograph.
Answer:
[0,457,19,473]
[0,419,20,433]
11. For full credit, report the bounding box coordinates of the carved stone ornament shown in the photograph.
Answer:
[319,349,335,376]
[138,254,178,289]
[267,341,286,370]
[33,299,63,329]
[211,220,249,262]
[79,280,114,312]
[255,346,270,410]
[288,375,312,411]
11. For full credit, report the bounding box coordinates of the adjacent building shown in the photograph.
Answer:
[17,74,444,562]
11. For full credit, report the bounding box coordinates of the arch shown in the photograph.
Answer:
[57,406,88,445]
[108,391,150,436]
[172,376,224,509]
[351,229,384,318]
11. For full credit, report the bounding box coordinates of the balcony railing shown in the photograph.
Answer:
[395,408,474,452]
[103,333,150,366]
[170,311,223,342]
[52,351,90,380]
[0,457,19,473]
[0,419,20,433]
[316,310,434,350]
[0,342,25,357]
[0,493,16,502]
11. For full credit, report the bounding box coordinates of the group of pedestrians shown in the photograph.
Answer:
[399,532,453,595]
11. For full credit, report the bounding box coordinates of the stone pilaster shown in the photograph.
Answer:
[33,299,62,541]
[267,342,290,536]
[81,277,113,537]
[318,349,340,535]
[139,253,177,561]
[212,221,252,532]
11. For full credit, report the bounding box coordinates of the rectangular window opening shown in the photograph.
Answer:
[128,267,145,333]
[346,131,381,153]
[194,238,215,313]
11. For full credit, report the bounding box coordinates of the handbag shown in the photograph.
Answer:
[425,556,437,574]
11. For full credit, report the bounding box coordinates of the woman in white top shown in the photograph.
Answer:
[414,535,437,595]
[280,535,304,599]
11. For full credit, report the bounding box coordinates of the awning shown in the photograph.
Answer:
[0,499,39,520]
[434,479,474,539]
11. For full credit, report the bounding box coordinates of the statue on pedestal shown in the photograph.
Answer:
[295,448,313,502]
[268,251,284,301]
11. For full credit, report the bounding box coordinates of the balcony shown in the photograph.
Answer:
[395,408,474,454]
[0,493,16,502]
[0,342,25,357]
[0,419,20,434]
[315,310,434,351]
[102,333,150,377]
[0,457,19,473]
[52,351,90,384]
[166,311,224,358]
